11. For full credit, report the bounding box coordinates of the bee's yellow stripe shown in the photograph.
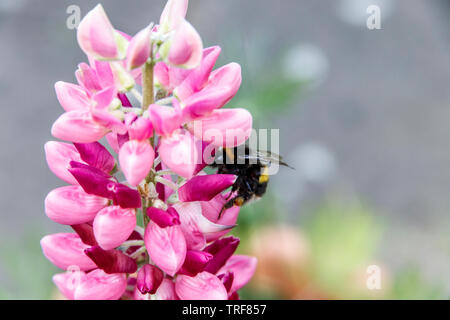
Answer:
[259,166,269,183]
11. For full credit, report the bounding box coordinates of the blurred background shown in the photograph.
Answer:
[0,0,449,299]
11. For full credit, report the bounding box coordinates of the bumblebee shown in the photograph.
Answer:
[210,145,292,216]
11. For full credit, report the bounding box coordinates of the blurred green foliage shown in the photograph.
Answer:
[0,225,56,299]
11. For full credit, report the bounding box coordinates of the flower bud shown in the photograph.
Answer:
[175,272,228,300]
[136,264,164,295]
[54,81,91,112]
[146,206,180,228]
[126,26,151,70]
[74,269,127,300]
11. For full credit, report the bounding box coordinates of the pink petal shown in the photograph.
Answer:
[41,233,96,271]
[175,46,222,101]
[175,272,228,300]
[74,142,115,174]
[217,255,257,293]
[126,26,151,70]
[160,0,188,30]
[77,4,120,60]
[45,186,108,225]
[127,116,153,141]
[155,278,178,300]
[74,269,127,300]
[53,271,87,300]
[188,108,253,148]
[51,110,109,143]
[149,104,182,136]
[91,109,127,135]
[178,174,236,202]
[173,202,235,250]
[144,221,186,276]
[54,81,91,112]
[93,206,136,250]
[76,63,102,93]
[84,246,137,274]
[119,140,155,186]
[159,129,200,178]
[136,264,164,295]
[167,19,203,69]
[200,193,240,242]
[44,141,84,185]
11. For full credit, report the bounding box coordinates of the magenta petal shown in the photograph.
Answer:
[175,272,228,300]
[51,110,109,143]
[178,174,236,202]
[203,236,240,274]
[44,141,84,185]
[74,142,115,174]
[146,207,180,228]
[119,140,155,186]
[54,81,91,112]
[45,186,108,225]
[144,221,186,276]
[41,233,96,271]
[112,183,142,208]
[179,250,213,276]
[74,269,127,300]
[136,264,164,294]
[217,271,234,293]
[93,206,136,250]
[155,278,178,300]
[84,246,137,274]
[217,255,257,293]
[68,161,113,199]
[71,223,98,246]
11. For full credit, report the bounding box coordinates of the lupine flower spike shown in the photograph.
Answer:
[42,0,256,300]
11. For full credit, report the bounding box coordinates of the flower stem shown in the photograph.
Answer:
[142,47,154,111]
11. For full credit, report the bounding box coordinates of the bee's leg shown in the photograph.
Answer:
[218,198,235,219]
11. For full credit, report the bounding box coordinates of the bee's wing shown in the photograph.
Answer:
[236,149,295,169]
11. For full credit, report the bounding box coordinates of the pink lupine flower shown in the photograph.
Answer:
[73,269,128,300]
[77,4,127,60]
[144,221,187,276]
[175,271,228,300]
[44,141,84,185]
[93,206,136,250]
[43,0,257,300]
[45,186,108,225]
[40,233,96,271]
[119,140,155,186]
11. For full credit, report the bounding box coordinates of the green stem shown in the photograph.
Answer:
[142,49,154,111]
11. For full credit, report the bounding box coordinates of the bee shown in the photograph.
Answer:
[209,145,293,216]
